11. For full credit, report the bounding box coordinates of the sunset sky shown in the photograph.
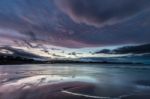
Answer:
[0,0,150,58]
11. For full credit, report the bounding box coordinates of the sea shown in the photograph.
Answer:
[0,64,150,99]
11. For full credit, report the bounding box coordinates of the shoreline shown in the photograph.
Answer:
[0,61,148,66]
[0,81,96,99]
[0,65,150,99]
[1,80,150,99]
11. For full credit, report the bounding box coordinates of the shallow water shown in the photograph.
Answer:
[0,64,150,99]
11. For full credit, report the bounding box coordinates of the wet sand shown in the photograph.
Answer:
[135,80,150,86]
[0,64,150,99]
[0,81,96,99]
[122,95,150,99]
[1,77,150,99]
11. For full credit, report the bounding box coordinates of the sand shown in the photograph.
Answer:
[0,81,97,99]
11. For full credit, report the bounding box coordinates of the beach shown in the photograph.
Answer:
[0,64,150,99]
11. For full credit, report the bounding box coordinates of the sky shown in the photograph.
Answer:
[0,0,150,58]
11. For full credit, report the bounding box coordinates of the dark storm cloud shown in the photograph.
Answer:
[96,43,150,54]
[0,0,60,46]
[113,43,150,54]
[55,0,150,27]
[0,0,150,48]
[0,46,42,58]
[0,0,95,48]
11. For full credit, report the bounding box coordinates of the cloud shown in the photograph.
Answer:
[0,46,42,59]
[0,0,149,48]
[0,28,28,39]
[96,43,150,54]
[55,0,150,27]
[0,0,60,47]
[113,43,150,54]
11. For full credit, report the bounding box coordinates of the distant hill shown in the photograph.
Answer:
[0,44,150,65]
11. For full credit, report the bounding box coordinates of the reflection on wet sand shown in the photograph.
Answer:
[0,64,150,99]
[0,75,97,99]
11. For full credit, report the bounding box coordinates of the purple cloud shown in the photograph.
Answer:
[0,0,149,48]
[55,0,150,27]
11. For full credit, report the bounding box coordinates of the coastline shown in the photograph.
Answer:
[0,64,150,99]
